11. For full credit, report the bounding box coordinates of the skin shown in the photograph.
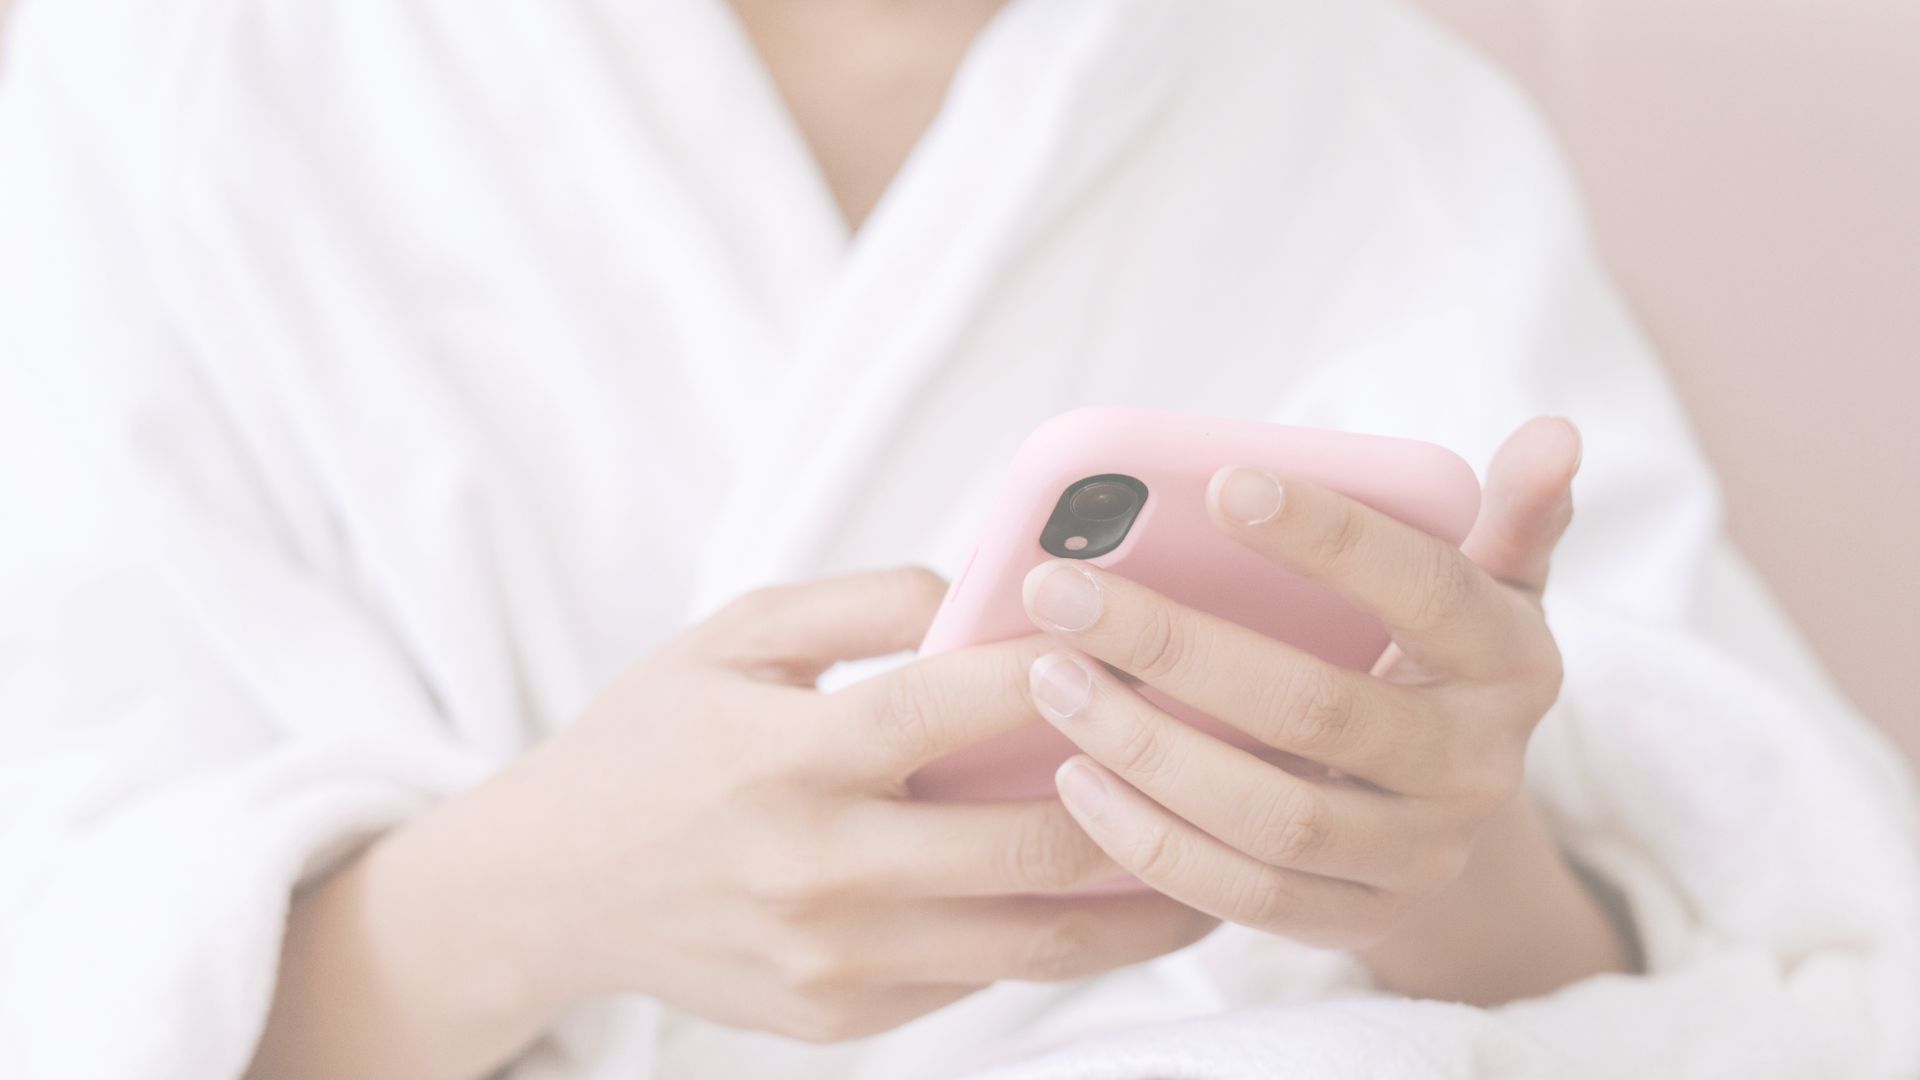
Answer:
[729,0,1007,230]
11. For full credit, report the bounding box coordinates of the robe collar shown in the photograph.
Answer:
[654,0,1199,611]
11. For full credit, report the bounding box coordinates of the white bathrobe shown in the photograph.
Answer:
[1,0,1914,1077]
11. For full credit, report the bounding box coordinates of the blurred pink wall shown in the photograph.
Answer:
[1415,0,1920,765]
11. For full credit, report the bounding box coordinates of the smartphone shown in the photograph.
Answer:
[909,406,1481,802]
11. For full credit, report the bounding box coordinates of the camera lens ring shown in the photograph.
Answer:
[1068,480,1140,523]
[1042,474,1149,560]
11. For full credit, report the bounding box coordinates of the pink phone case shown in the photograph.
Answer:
[910,406,1481,803]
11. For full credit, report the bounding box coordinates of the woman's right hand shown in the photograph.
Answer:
[249,568,1216,1080]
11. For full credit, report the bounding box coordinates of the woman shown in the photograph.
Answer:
[1,0,1913,1078]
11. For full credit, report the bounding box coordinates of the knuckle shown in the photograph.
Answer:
[1348,892,1411,949]
[1304,497,1370,574]
[1110,715,1182,788]
[1127,603,1197,684]
[773,934,850,997]
[1413,843,1474,897]
[1021,913,1099,981]
[871,666,942,760]
[1406,551,1479,631]
[723,583,788,627]
[893,565,951,605]
[1222,865,1295,931]
[1485,764,1527,808]
[1250,787,1328,868]
[744,830,837,910]
[1456,757,1525,813]
[1006,814,1098,892]
[1125,819,1187,883]
[1277,665,1356,755]
[781,992,866,1044]
[721,586,770,620]
[1544,642,1566,697]
[744,853,814,909]
[991,640,1045,708]
[1527,638,1567,714]
[1384,814,1471,896]
[708,585,809,670]
[868,566,949,628]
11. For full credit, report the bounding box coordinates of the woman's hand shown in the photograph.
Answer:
[514,568,1216,1028]
[249,568,1215,1080]
[1021,418,1633,998]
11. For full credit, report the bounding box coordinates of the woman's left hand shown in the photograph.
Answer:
[1022,418,1583,951]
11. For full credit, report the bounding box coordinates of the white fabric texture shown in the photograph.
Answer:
[1,0,1914,1078]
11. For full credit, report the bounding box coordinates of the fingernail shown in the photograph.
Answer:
[1024,563,1103,632]
[1055,759,1109,821]
[1218,466,1284,525]
[1031,651,1094,721]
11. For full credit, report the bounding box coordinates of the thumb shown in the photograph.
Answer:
[692,566,951,682]
[1459,417,1582,598]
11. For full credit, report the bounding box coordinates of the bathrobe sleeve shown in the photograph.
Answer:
[0,7,490,1077]
[1278,19,1920,1074]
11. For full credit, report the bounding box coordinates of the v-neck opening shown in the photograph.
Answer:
[703,0,1038,260]
[683,0,1192,610]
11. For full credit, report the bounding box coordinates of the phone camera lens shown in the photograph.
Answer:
[1042,474,1148,559]
[1068,480,1138,522]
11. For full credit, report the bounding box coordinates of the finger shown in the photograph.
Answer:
[829,634,1055,781]
[1030,649,1454,882]
[844,892,1218,985]
[1053,756,1399,948]
[1204,466,1515,676]
[1459,417,1582,598]
[775,983,983,1044]
[691,566,950,682]
[835,797,1125,896]
[1021,561,1429,779]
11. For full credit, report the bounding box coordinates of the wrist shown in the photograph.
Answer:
[249,781,570,1080]
[363,764,587,1029]
[362,835,548,1028]
[1358,796,1632,1005]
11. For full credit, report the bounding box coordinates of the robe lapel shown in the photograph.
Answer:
[687,0,1199,611]
[515,0,847,456]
